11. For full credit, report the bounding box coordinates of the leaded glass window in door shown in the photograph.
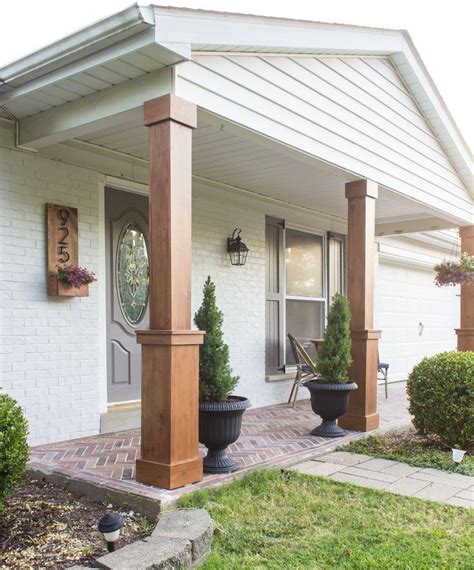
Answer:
[116,222,149,325]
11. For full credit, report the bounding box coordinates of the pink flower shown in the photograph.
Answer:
[57,264,97,288]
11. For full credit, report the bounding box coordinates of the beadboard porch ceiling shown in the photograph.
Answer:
[68,110,451,235]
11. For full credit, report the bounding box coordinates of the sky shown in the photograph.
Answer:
[0,0,472,151]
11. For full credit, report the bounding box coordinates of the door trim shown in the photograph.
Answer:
[98,180,108,414]
[102,175,148,411]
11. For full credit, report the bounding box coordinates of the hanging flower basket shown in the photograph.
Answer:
[434,253,474,287]
[52,265,97,297]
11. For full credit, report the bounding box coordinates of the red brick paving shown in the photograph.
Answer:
[29,384,410,504]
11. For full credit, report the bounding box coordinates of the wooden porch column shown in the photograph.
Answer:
[136,95,204,489]
[456,226,474,351]
[338,180,381,432]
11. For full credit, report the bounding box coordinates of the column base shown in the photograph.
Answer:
[456,328,474,352]
[136,457,203,490]
[136,329,204,490]
[337,412,380,432]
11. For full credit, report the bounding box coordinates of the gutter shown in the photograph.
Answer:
[0,3,154,86]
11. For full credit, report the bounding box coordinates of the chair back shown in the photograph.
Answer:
[287,333,318,376]
[288,333,304,370]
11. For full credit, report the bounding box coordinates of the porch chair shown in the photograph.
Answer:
[287,333,319,407]
[377,352,389,399]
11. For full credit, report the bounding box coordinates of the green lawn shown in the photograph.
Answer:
[179,469,473,569]
[342,432,473,476]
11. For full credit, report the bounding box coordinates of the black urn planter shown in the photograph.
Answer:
[304,381,357,438]
[199,396,250,474]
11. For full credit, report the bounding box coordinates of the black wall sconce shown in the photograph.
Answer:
[227,228,249,266]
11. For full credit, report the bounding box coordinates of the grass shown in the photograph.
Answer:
[342,431,473,476]
[179,469,473,569]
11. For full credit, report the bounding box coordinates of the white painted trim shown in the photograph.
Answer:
[105,175,148,196]
[19,67,174,148]
[378,251,436,270]
[0,5,154,83]
[0,29,158,105]
[193,51,392,59]
[97,178,108,414]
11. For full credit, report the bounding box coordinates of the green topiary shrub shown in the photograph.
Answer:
[0,394,29,511]
[194,276,239,402]
[407,351,474,450]
[315,293,352,383]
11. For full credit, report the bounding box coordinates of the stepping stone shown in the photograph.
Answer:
[418,469,474,489]
[453,489,474,502]
[329,471,389,490]
[409,471,473,490]
[289,461,346,476]
[446,496,474,509]
[379,463,420,477]
[413,483,457,502]
[318,451,372,466]
[386,477,430,497]
[356,458,400,472]
[342,466,399,483]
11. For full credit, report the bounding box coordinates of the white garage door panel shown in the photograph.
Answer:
[375,261,460,382]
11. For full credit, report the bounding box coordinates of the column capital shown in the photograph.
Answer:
[144,94,197,128]
[345,179,378,200]
[459,225,474,240]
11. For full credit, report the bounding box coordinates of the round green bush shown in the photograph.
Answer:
[407,352,474,450]
[0,394,29,511]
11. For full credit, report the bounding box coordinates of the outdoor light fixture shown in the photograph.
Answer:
[98,512,124,552]
[227,228,249,266]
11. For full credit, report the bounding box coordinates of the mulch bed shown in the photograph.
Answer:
[0,477,152,569]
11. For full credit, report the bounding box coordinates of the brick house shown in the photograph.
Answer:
[0,6,472,488]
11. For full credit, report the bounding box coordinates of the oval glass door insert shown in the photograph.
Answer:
[116,221,149,325]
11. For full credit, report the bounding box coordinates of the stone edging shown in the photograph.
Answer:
[82,509,214,569]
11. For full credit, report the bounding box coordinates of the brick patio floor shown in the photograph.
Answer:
[29,383,410,505]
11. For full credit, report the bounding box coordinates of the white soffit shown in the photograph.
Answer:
[0,5,188,119]
[77,115,435,225]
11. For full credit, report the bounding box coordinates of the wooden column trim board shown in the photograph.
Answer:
[338,180,381,432]
[136,94,204,490]
[456,225,474,351]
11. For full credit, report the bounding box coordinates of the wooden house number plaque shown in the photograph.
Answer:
[46,203,79,296]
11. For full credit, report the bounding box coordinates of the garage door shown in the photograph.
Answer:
[375,261,460,381]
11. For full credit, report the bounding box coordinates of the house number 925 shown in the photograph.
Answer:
[57,208,70,263]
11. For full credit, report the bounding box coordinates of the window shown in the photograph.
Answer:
[285,228,325,364]
[328,232,345,300]
[116,221,149,325]
[265,219,346,374]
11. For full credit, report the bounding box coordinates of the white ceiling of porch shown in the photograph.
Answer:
[77,113,433,223]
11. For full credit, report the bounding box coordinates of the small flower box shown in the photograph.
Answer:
[48,275,90,297]
[47,265,96,298]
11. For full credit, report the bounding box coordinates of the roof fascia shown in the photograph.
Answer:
[391,33,472,193]
[151,8,404,55]
[0,4,154,87]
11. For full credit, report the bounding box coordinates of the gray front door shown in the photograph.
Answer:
[106,188,149,403]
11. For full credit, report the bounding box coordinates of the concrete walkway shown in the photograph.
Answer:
[289,451,473,508]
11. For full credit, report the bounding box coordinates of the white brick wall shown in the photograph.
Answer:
[0,144,102,445]
[0,128,463,444]
[192,194,270,406]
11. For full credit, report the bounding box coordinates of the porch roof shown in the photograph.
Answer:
[0,4,471,195]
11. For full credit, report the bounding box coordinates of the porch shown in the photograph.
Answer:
[1,4,472,492]
[29,384,409,506]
